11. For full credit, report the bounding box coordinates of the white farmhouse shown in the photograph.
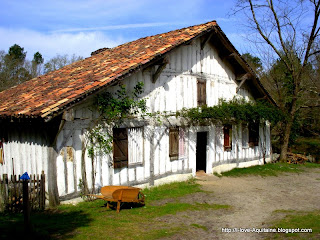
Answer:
[0,21,274,205]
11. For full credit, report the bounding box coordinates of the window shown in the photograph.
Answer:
[249,122,259,147]
[169,127,179,160]
[0,141,3,165]
[197,79,206,106]
[169,127,187,160]
[223,125,232,151]
[0,129,8,165]
[242,124,249,148]
[179,128,186,158]
[128,127,143,165]
[113,128,128,168]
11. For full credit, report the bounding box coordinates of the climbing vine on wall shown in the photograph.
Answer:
[176,98,284,126]
[87,82,147,158]
[82,83,282,197]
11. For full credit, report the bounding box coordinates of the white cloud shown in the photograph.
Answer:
[0,28,123,61]
[52,22,178,33]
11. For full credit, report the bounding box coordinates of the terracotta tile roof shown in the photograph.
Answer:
[0,20,259,121]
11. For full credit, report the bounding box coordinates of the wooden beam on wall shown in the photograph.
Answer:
[236,73,252,92]
[152,58,169,83]
[201,32,214,50]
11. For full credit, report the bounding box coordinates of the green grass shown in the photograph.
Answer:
[190,223,208,231]
[142,178,203,201]
[0,179,229,240]
[218,162,320,177]
[269,210,320,239]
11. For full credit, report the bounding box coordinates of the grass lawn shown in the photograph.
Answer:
[269,210,320,239]
[216,162,320,177]
[0,179,229,240]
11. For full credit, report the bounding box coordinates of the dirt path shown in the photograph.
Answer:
[159,168,320,240]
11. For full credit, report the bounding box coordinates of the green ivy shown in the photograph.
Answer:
[176,98,284,125]
[96,81,146,121]
[87,82,147,158]
[88,85,283,159]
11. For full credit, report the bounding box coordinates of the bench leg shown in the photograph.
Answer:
[106,201,110,210]
[116,201,121,213]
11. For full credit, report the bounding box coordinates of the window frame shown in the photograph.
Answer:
[169,127,179,160]
[128,127,144,166]
[197,79,206,106]
[113,128,128,169]
[249,122,259,147]
[223,124,232,151]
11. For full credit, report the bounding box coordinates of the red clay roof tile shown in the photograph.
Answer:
[0,21,219,121]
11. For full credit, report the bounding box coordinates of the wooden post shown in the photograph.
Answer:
[23,180,30,232]
[20,172,31,233]
[2,174,8,211]
[40,171,45,210]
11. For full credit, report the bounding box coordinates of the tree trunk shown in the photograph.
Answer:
[279,115,294,162]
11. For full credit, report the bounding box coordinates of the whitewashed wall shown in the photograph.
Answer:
[53,37,271,197]
[0,37,271,199]
[0,127,49,192]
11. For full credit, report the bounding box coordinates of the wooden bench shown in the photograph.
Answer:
[88,186,145,213]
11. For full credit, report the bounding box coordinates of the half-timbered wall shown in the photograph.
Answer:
[0,125,50,192]
[0,37,271,200]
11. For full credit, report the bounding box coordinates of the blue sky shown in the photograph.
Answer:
[0,0,248,61]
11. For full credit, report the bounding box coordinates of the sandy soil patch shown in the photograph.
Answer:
[158,168,320,240]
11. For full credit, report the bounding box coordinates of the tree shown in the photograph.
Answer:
[242,52,263,76]
[44,54,83,73]
[0,44,31,91]
[7,44,27,65]
[234,0,320,161]
[31,52,44,78]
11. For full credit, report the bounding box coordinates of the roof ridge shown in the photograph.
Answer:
[97,20,217,54]
[0,20,271,122]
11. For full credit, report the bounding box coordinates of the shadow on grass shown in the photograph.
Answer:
[0,209,92,240]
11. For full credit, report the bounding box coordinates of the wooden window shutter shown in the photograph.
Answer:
[169,128,179,160]
[223,125,232,151]
[128,127,143,165]
[179,128,185,157]
[197,80,206,106]
[113,128,128,168]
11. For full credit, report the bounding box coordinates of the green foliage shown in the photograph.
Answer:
[0,44,43,90]
[177,98,283,126]
[86,124,113,158]
[217,162,320,177]
[87,82,146,158]
[96,81,146,121]
[8,44,26,64]
[242,53,263,75]
[291,137,320,162]
[32,52,44,65]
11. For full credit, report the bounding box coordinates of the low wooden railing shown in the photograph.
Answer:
[0,171,45,212]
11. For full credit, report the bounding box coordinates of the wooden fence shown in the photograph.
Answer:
[0,171,45,213]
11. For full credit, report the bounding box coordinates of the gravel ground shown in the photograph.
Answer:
[157,167,320,240]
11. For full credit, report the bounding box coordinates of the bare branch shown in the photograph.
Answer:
[268,0,291,64]
[248,0,291,70]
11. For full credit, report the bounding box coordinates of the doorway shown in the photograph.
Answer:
[196,132,207,172]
